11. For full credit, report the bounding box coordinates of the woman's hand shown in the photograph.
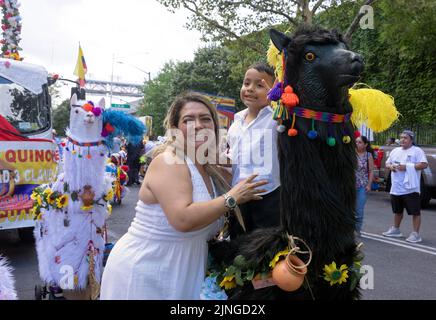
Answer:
[366,184,371,192]
[227,174,268,205]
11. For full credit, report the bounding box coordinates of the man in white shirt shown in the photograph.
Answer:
[382,130,428,243]
[227,62,281,237]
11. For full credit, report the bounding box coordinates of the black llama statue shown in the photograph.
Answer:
[209,25,365,300]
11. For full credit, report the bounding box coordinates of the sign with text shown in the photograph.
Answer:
[0,141,57,230]
[111,103,131,112]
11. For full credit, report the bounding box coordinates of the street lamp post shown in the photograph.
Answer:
[116,61,151,82]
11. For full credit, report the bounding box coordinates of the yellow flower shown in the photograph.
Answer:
[107,204,112,215]
[56,195,68,209]
[104,189,114,202]
[219,275,237,290]
[43,188,52,196]
[44,191,56,205]
[269,249,290,269]
[30,191,38,201]
[81,205,94,211]
[323,261,349,286]
[36,195,43,206]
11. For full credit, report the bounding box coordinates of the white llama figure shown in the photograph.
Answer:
[0,256,17,300]
[34,94,113,299]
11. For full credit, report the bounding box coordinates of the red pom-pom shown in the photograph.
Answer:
[288,128,298,137]
[281,86,299,108]
[354,131,361,138]
[105,123,115,133]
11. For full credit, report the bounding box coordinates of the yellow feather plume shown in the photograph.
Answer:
[349,88,400,133]
[267,41,283,82]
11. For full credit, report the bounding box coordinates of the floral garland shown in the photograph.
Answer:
[30,182,114,219]
[0,0,22,60]
[206,241,365,296]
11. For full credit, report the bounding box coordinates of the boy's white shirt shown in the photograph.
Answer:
[227,106,280,195]
[386,145,428,195]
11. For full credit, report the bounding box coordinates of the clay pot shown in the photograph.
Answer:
[272,254,307,292]
[81,185,95,206]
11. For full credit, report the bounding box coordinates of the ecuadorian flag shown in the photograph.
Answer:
[74,44,88,88]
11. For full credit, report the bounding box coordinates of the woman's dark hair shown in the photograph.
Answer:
[359,136,375,157]
[248,62,275,79]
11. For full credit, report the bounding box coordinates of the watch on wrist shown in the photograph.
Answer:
[223,193,237,210]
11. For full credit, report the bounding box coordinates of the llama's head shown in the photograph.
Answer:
[270,25,364,110]
[68,94,105,143]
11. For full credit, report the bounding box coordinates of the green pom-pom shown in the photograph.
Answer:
[327,137,336,147]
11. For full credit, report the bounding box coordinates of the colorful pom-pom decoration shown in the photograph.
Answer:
[268,82,284,101]
[354,131,361,138]
[288,128,298,137]
[327,137,336,147]
[342,136,352,144]
[277,125,286,133]
[82,103,93,112]
[86,154,92,159]
[92,107,102,117]
[308,130,318,140]
[104,123,115,133]
[101,128,109,137]
[281,86,300,108]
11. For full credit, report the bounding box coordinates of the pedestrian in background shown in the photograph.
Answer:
[382,130,428,243]
[355,136,374,235]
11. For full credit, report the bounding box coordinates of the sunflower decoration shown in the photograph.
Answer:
[219,275,237,290]
[104,188,114,202]
[269,249,290,269]
[323,261,349,286]
[56,195,69,209]
[46,191,57,206]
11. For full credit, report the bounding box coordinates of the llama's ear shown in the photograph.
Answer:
[98,97,106,109]
[270,29,292,52]
[70,93,78,107]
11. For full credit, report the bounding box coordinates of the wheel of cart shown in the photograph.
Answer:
[35,283,65,300]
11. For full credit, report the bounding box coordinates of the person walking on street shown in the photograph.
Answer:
[382,130,428,243]
[355,136,374,235]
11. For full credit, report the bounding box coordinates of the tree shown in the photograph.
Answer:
[169,45,242,107]
[137,62,178,136]
[317,0,436,124]
[52,99,70,137]
[158,0,376,53]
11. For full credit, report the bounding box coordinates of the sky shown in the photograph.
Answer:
[19,0,203,104]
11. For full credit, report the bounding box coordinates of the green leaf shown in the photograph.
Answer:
[349,274,358,292]
[71,192,79,202]
[245,269,255,281]
[233,255,247,268]
[226,266,237,275]
[235,270,244,286]
[63,182,69,193]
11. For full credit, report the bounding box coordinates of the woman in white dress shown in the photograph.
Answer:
[100,93,268,300]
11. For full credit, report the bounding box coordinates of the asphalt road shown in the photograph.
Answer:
[1,185,435,300]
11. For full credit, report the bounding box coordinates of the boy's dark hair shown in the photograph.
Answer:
[248,62,275,79]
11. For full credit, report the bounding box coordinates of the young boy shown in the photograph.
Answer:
[227,62,280,238]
